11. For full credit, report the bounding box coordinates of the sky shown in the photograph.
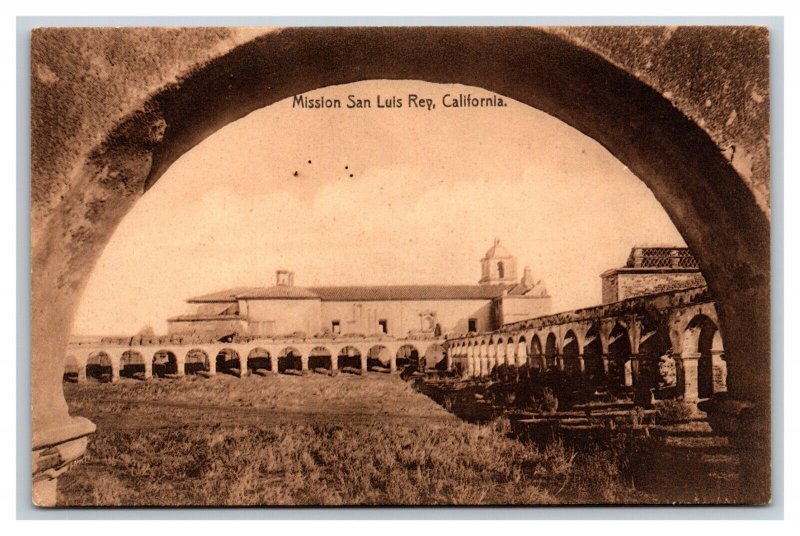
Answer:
[73,80,685,335]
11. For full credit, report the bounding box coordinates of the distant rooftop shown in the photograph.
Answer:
[187,283,539,303]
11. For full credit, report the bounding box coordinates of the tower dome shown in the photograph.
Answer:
[479,238,518,285]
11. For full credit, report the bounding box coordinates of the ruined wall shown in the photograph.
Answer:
[602,271,708,303]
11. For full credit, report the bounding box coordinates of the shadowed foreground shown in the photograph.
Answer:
[58,374,649,506]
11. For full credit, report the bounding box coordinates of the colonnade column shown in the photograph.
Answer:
[389,353,397,373]
[270,355,279,374]
[677,352,700,402]
[143,357,153,380]
[175,354,185,377]
[240,356,249,377]
[577,354,586,377]
[556,351,565,372]
[331,354,338,373]
[110,357,120,383]
[601,354,610,377]
[207,354,217,376]
[301,355,309,374]
[360,354,368,374]
[77,362,87,383]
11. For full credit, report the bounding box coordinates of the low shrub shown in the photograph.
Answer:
[654,399,694,424]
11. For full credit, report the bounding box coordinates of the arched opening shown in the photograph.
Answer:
[308,346,332,372]
[530,335,543,370]
[424,343,447,371]
[608,324,633,395]
[637,322,676,398]
[279,347,302,374]
[120,350,145,379]
[544,333,558,370]
[396,344,420,370]
[86,352,112,382]
[63,354,80,383]
[367,345,391,372]
[184,348,209,375]
[583,326,604,388]
[215,348,241,376]
[337,346,362,373]
[562,330,581,380]
[152,350,178,377]
[247,347,271,374]
[684,315,726,400]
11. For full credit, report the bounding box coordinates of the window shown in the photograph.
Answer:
[332,320,340,334]
[378,319,388,334]
[468,318,477,332]
[497,261,505,279]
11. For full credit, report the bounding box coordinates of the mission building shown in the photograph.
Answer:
[167,239,551,339]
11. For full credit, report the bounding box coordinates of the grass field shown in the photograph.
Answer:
[58,373,649,506]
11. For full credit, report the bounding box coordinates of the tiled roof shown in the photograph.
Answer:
[168,314,244,322]
[187,284,517,303]
[308,284,510,301]
[237,286,322,299]
[187,287,257,303]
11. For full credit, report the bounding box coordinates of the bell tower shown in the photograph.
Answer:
[479,238,518,285]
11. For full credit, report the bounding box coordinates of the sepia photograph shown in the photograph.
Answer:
[28,24,773,509]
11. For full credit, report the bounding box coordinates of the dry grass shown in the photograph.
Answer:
[58,374,648,506]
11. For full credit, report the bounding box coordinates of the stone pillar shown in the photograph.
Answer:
[678,352,700,402]
[301,355,309,373]
[601,354,610,376]
[270,355,279,374]
[557,352,565,372]
[77,362,87,383]
[360,354,368,374]
[110,357,120,384]
[240,357,249,377]
[207,354,217,376]
[331,354,338,372]
[176,354,185,377]
[577,354,586,377]
[143,357,153,380]
[389,353,397,373]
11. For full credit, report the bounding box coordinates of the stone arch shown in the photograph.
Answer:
[367,344,391,371]
[583,325,605,387]
[396,344,420,370]
[515,335,528,369]
[120,350,145,378]
[683,314,726,399]
[544,332,558,369]
[86,351,112,382]
[151,349,178,377]
[278,346,302,373]
[308,346,333,371]
[215,348,241,376]
[63,354,80,383]
[608,323,633,392]
[246,347,272,373]
[562,329,581,378]
[638,321,676,395]
[184,348,209,375]
[30,28,771,503]
[337,345,362,372]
